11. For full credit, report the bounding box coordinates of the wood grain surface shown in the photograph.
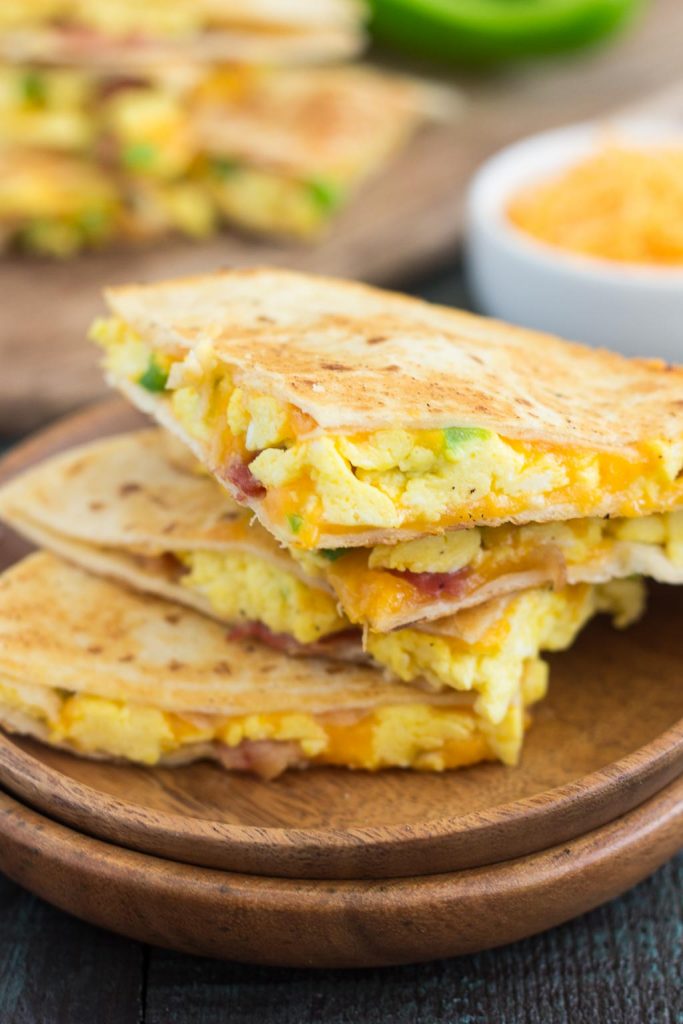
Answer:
[0,400,682,881]
[1,0,683,434]
[0,775,681,969]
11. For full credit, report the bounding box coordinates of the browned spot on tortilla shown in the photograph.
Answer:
[214,661,232,674]
[366,336,388,345]
[168,659,184,671]
[119,482,142,497]
[86,645,102,655]
[321,362,350,371]
[88,501,105,512]
[118,654,135,663]
[164,612,182,625]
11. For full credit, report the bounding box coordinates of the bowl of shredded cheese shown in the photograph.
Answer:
[465,120,683,361]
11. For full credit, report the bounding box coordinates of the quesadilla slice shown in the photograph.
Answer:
[0,147,122,255]
[193,65,433,239]
[92,268,683,550]
[0,0,364,70]
[0,553,540,776]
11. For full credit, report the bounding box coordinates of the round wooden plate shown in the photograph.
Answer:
[0,776,681,968]
[0,400,682,882]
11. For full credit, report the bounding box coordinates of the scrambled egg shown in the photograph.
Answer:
[0,153,121,256]
[0,680,532,771]
[206,163,343,239]
[177,550,349,644]
[92,318,683,549]
[366,580,644,723]
[0,67,93,151]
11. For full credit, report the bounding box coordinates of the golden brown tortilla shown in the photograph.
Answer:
[105,268,683,448]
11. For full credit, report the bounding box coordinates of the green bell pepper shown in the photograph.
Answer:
[367,0,644,64]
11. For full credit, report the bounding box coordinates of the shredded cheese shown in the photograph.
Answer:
[508,144,683,266]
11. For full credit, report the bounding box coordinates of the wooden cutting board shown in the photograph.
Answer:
[1,0,682,435]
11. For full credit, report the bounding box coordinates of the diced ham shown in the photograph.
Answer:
[388,567,472,599]
[215,739,304,780]
[223,459,266,501]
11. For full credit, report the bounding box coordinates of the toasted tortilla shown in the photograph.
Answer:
[106,269,683,447]
[195,66,434,180]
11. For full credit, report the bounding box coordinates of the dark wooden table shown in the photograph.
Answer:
[1,267,681,1024]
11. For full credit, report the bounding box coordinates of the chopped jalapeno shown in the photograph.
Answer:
[288,514,303,534]
[443,426,491,451]
[138,356,169,392]
[305,178,345,213]
[319,548,347,562]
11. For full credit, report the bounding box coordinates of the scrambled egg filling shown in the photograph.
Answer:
[0,681,534,770]
[177,550,350,644]
[367,580,644,723]
[206,162,345,239]
[318,511,683,629]
[0,67,93,151]
[92,318,683,548]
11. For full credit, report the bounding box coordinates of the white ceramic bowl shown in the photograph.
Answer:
[465,120,683,363]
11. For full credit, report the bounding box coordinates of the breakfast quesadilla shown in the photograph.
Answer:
[0,0,364,70]
[92,268,683,551]
[0,430,645,722]
[0,148,123,255]
[195,65,433,239]
[0,553,542,776]
[0,63,432,251]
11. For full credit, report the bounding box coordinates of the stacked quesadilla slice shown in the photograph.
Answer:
[0,1,440,253]
[0,553,535,777]
[0,429,643,738]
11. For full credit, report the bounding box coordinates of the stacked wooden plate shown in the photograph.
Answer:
[0,403,681,968]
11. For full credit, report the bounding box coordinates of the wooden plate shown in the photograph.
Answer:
[0,401,682,881]
[0,777,681,968]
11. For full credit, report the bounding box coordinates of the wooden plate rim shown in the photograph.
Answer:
[0,776,681,967]
[1,400,682,878]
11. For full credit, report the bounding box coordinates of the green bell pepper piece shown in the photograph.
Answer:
[367,0,644,64]
[138,357,169,392]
